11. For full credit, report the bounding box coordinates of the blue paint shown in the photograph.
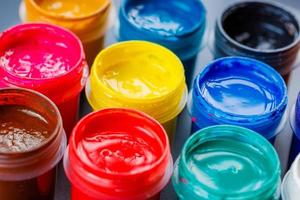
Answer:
[288,93,300,168]
[188,57,288,141]
[118,0,206,86]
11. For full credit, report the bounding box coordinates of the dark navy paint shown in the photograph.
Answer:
[188,57,288,141]
[214,1,300,82]
[288,93,300,168]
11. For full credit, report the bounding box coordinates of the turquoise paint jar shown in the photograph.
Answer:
[118,0,206,86]
[188,57,288,143]
[172,125,281,200]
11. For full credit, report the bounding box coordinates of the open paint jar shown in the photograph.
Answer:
[188,57,288,143]
[0,88,66,200]
[64,108,172,200]
[22,0,111,65]
[173,125,281,200]
[0,23,88,136]
[118,0,206,86]
[282,154,300,200]
[288,92,300,168]
[214,1,300,83]
[85,41,187,144]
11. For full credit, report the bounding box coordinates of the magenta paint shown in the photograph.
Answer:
[0,23,88,136]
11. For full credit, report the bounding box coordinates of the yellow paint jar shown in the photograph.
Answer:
[86,41,187,144]
[21,0,111,65]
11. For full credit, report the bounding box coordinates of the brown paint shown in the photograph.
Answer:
[0,88,66,200]
[0,105,53,153]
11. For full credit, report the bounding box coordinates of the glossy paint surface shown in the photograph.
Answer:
[36,0,102,17]
[199,59,280,116]
[76,125,162,174]
[189,57,287,140]
[187,139,272,194]
[0,105,51,153]
[65,109,172,200]
[0,25,79,79]
[126,0,200,37]
[172,125,281,199]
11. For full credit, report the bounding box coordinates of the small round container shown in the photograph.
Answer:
[0,23,88,136]
[0,88,66,200]
[282,154,300,200]
[214,1,300,83]
[173,125,281,200]
[85,41,187,143]
[21,0,111,65]
[118,0,206,86]
[288,93,300,168]
[64,108,173,200]
[188,57,288,143]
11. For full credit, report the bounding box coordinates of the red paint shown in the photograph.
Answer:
[64,108,173,200]
[0,23,88,136]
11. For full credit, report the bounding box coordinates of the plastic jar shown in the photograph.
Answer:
[213,1,300,83]
[188,57,288,143]
[0,88,66,200]
[64,108,173,200]
[282,154,300,200]
[0,23,88,136]
[173,125,281,200]
[85,41,187,144]
[118,0,206,86]
[21,0,111,65]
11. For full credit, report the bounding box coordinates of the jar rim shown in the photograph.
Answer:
[192,56,288,125]
[293,155,300,187]
[0,23,86,82]
[65,108,173,198]
[177,125,281,198]
[0,88,66,180]
[217,1,300,54]
[87,41,187,123]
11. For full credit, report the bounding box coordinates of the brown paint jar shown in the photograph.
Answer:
[0,88,66,200]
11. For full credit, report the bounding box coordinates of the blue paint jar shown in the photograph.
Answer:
[214,1,300,83]
[188,57,288,143]
[288,93,300,168]
[118,0,206,86]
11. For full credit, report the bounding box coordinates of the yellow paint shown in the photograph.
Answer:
[101,55,179,99]
[86,41,187,142]
[34,0,102,17]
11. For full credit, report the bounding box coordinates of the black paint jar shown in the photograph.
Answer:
[214,1,300,83]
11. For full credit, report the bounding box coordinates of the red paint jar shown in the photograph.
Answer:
[0,23,88,136]
[64,108,173,200]
[0,88,66,200]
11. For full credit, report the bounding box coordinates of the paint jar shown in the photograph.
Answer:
[282,154,300,200]
[188,57,288,143]
[21,0,111,65]
[288,93,300,168]
[173,125,281,200]
[64,108,172,200]
[0,23,88,136]
[0,88,66,200]
[118,0,206,86]
[214,1,300,83]
[86,41,187,144]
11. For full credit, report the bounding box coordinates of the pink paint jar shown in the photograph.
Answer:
[64,108,173,200]
[0,23,88,137]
